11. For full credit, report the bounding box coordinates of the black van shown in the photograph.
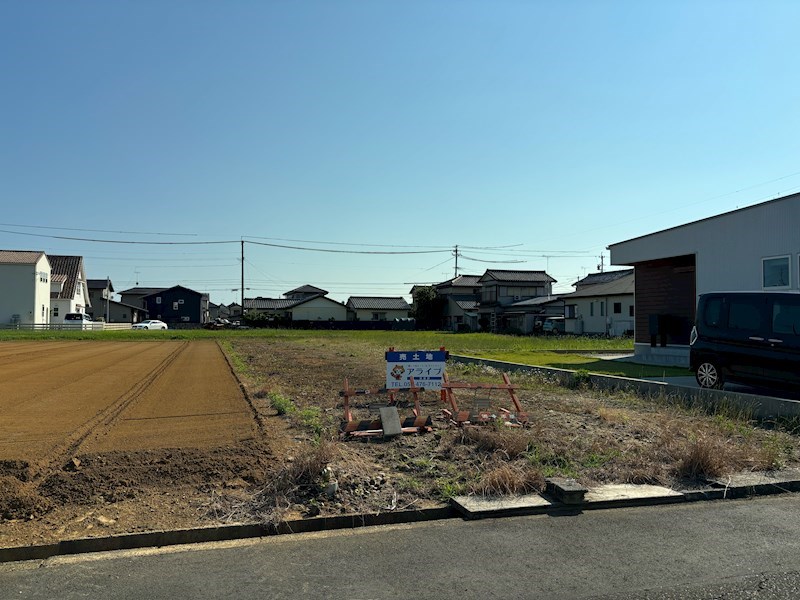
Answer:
[690,292,800,389]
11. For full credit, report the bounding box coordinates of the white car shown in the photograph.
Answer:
[132,320,168,330]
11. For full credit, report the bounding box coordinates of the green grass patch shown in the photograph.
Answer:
[269,393,296,416]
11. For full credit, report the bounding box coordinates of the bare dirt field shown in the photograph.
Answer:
[3,335,800,550]
[0,340,269,547]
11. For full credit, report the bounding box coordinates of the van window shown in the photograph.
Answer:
[64,313,81,321]
[702,298,723,328]
[728,298,763,331]
[772,299,800,336]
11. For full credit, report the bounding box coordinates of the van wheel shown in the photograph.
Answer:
[696,362,723,389]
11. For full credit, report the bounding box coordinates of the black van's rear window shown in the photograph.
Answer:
[64,314,80,320]
[773,300,800,336]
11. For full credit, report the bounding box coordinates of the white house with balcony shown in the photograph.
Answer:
[48,255,91,323]
[0,250,52,325]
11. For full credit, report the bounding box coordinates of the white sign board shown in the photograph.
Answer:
[385,350,446,390]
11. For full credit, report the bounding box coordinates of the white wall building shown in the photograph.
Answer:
[0,250,52,325]
[609,192,800,364]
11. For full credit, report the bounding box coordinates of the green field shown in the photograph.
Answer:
[0,328,690,378]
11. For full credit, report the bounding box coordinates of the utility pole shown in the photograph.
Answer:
[241,240,245,317]
[453,245,459,278]
[597,253,605,273]
[105,276,110,322]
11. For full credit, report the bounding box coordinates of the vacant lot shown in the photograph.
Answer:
[1,332,799,549]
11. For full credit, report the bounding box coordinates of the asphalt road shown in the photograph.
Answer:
[4,494,800,599]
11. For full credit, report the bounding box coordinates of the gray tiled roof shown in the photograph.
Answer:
[0,250,46,264]
[347,296,411,310]
[48,255,84,300]
[435,275,482,289]
[479,270,556,284]
[286,285,328,295]
[119,287,167,296]
[87,279,115,292]
[246,298,299,310]
[574,269,633,288]
[454,299,479,311]
[563,273,634,298]
[509,295,562,307]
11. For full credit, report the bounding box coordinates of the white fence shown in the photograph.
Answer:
[0,323,133,331]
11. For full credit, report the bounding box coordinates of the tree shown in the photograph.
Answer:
[411,286,445,330]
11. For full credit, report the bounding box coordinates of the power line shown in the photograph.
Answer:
[0,223,198,236]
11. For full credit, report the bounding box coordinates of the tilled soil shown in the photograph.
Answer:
[0,340,269,547]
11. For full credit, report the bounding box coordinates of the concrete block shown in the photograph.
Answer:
[379,406,402,437]
[546,477,588,505]
[584,484,683,506]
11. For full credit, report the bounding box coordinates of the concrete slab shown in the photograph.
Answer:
[379,406,402,437]
[584,484,684,506]
[452,494,552,519]
[706,469,800,498]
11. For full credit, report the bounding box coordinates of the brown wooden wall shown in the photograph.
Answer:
[634,254,696,345]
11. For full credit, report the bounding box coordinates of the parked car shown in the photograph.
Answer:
[63,312,95,329]
[132,320,168,330]
[690,291,800,390]
[542,316,565,335]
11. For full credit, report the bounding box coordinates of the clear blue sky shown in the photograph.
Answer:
[2,1,799,305]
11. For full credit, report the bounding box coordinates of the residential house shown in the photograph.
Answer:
[246,292,347,321]
[119,287,166,309]
[285,285,329,300]
[0,250,51,325]
[477,270,556,332]
[503,295,565,334]
[609,191,800,365]
[86,279,148,323]
[561,270,634,336]
[573,269,634,291]
[136,286,210,325]
[434,275,481,331]
[346,297,411,321]
[48,255,91,323]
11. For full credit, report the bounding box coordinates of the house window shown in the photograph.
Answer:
[53,306,59,317]
[372,312,387,321]
[178,299,184,304]
[590,302,594,317]
[629,305,634,317]
[600,302,605,317]
[566,305,576,318]
[156,297,162,304]
[613,302,622,314]
[763,255,791,289]
[173,302,179,310]
[122,313,127,319]
[181,316,190,322]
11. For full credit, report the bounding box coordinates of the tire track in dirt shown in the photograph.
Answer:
[33,341,190,478]
[0,342,183,465]
[83,341,258,452]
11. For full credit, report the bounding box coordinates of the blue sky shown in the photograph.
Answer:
[2,1,799,305]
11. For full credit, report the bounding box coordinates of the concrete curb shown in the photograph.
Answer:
[451,478,800,520]
[0,507,454,564]
[4,480,800,563]
[449,354,800,420]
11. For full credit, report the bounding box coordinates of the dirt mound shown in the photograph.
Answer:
[0,476,50,520]
[37,441,273,506]
[0,460,31,482]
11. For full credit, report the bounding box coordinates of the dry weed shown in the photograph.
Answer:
[470,464,544,497]
[460,427,531,458]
